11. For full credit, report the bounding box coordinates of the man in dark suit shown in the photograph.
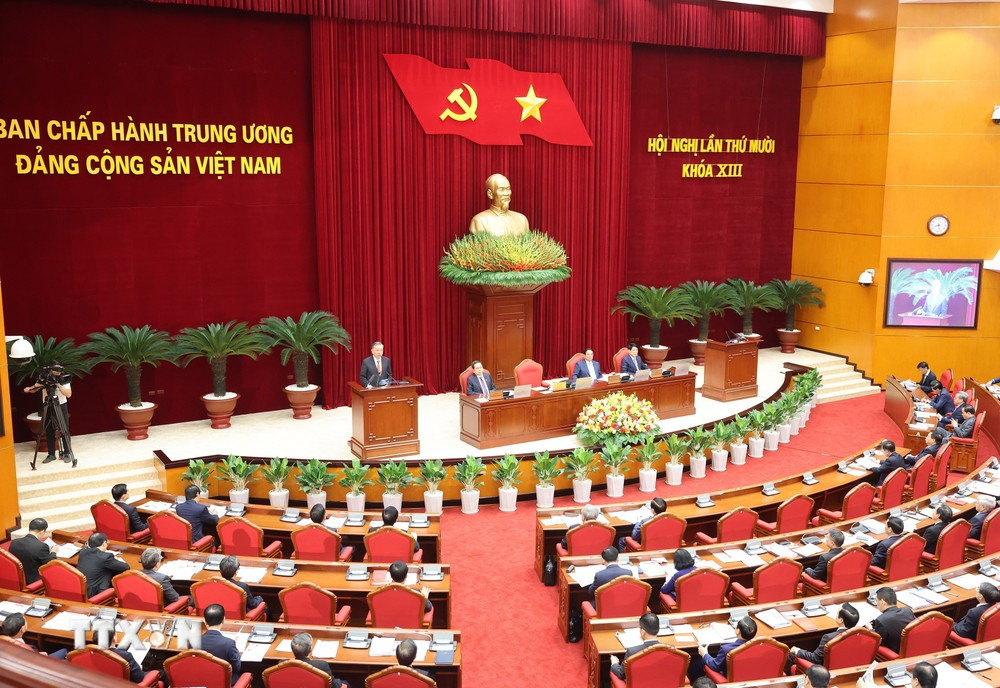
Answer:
[916,362,937,394]
[689,616,756,681]
[803,529,844,582]
[378,506,421,552]
[938,392,968,428]
[389,559,432,613]
[921,505,953,554]
[77,532,130,598]
[291,632,348,687]
[176,484,219,543]
[804,665,831,688]
[912,430,946,467]
[588,547,632,605]
[50,623,148,682]
[395,639,432,678]
[870,440,908,486]
[0,613,38,652]
[465,360,496,398]
[619,343,649,376]
[139,547,180,605]
[925,382,954,416]
[618,497,666,551]
[914,662,937,688]
[949,405,976,438]
[870,587,916,654]
[200,604,241,685]
[610,613,661,680]
[969,496,996,540]
[868,517,905,569]
[359,341,393,388]
[789,603,859,667]
[571,348,603,384]
[952,582,999,640]
[112,483,147,534]
[9,518,57,585]
[219,555,265,616]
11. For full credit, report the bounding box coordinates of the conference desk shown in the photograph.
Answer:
[48,531,453,628]
[459,371,697,449]
[969,377,1000,451]
[534,441,890,581]
[884,375,934,456]
[134,490,442,563]
[0,590,463,688]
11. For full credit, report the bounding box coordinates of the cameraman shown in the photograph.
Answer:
[23,362,72,464]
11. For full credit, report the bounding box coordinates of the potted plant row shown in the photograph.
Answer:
[565,448,598,503]
[296,458,336,510]
[455,456,486,514]
[662,434,688,486]
[417,460,447,515]
[216,453,258,504]
[261,457,292,508]
[532,451,564,507]
[600,441,630,498]
[339,458,373,512]
[636,440,662,492]
[377,460,412,511]
[493,454,522,512]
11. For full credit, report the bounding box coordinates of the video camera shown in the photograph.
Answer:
[36,364,68,389]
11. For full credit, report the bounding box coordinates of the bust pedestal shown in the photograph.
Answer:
[465,284,543,388]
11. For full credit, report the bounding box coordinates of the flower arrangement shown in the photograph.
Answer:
[574,391,660,446]
[439,231,571,288]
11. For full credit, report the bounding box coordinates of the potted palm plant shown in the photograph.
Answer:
[769,278,824,353]
[762,402,782,451]
[216,454,258,504]
[565,447,599,503]
[729,415,751,465]
[338,458,373,512]
[258,311,351,419]
[611,285,696,369]
[261,457,292,508]
[454,456,486,514]
[599,441,630,498]
[175,320,271,429]
[721,278,781,338]
[680,281,733,365]
[181,459,214,496]
[708,422,734,472]
[295,458,336,509]
[84,325,176,440]
[635,439,662,493]
[662,434,689,486]
[492,454,522,512]
[416,460,447,515]
[532,451,564,507]
[376,460,412,511]
[747,409,767,458]
[683,426,712,479]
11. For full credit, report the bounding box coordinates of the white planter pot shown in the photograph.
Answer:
[710,449,728,472]
[268,489,289,508]
[789,415,801,435]
[382,492,403,511]
[803,406,812,421]
[229,489,250,504]
[423,490,443,516]
[778,423,792,444]
[689,455,707,479]
[572,479,593,503]
[346,492,366,512]
[730,443,748,465]
[764,430,780,451]
[665,463,684,486]
[748,437,766,458]
[461,489,480,514]
[606,474,625,498]
[535,484,555,508]
[498,486,518,512]
[811,396,818,409]
[638,468,658,493]
[306,491,327,510]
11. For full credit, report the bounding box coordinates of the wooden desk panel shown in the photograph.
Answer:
[349,379,422,460]
[968,377,1000,451]
[885,375,929,455]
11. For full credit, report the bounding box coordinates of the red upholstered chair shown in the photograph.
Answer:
[920,519,971,572]
[514,358,544,387]
[565,353,586,379]
[729,557,802,606]
[91,500,150,543]
[164,649,253,688]
[624,513,686,552]
[0,547,45,593]
[612,347,629,374]
[112,570,190,614]
[364,526,423,563]
[948,604,1000,647]
[953,378,966,395]
[939,368,954,392]
[756,495,814,536]
[812,483,877,527]
[66,646,162,687]
[366,583,433,628]
[365,666,436,688]
[876,611,952,660]
[929,443,952,491]
[556,521,616,557]
[291,524,354,562]
[217,516,282,558]
[190,577,267,621]
[867,532,925,583]
[871,468,908,511]
[278,581,351,626]
[703,637,789,683]
[582,577,651,660]
[966,509,1000,559]
[800,546,872,596]
[609,644,690,688]
[148,511,215,552]
[904,456,933,501]
[660,568,729,612]
[792,627,881,673]
[694,507,758,545]
[263,659,333,688]
[39,560,116,604]
[950,412,985,473]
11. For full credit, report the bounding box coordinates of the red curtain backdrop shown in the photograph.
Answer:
[311,19,632,406]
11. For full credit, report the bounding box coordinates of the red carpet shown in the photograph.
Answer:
[438,392,998,688]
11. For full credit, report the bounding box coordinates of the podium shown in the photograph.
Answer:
[701,338,759,401]
[348,379,422,460]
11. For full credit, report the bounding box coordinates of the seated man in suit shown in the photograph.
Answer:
[869,587,916,654]
[948,404,976,438]
[360,341,392,388]
[200,604,242,685]
[51,622,147,681]
[560,504,601,550]
[380,506,420,552]
[803,529,844,582]
[1,613,39,652]
[915,361,937,394]
[9,517,57,585]
[291,632,348,687]
[660,548,696,599]
[465,360,496,398]
[938,391,968,428]
[912,430,947,466]
[111,483,147,534]
[138,547,180,605]
[953,582,999,640]
[571,348,603,384]
[921,505,953,554]
[789,602,859,668]
[176,484,219,544]
[871,440,908,486]
[619,343,649,376]
[588,547,632,605]
[805,666,831,688]
[219,555,266,615]
[689,616,756,681]
[970,495,996,540]
[310,504,334,530]
[610,612,661,680]
[868,517,905,569]
[389,559,433,613]
[924,381,954,418]
[618,497,666,551]
[77,532,130,597]
[913,662,937,688]
[395,638,432,677]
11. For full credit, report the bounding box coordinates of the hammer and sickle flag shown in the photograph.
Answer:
[384,54,593,147]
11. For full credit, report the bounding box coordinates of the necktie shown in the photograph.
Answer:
[376,358,382,375]
[588,361,595,378]
[479,375,488,398]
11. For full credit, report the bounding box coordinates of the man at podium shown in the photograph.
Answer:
[360,341,393,388]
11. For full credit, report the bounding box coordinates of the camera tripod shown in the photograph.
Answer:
[30,390,75,470]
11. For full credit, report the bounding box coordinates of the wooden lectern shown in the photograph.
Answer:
[701,338,759,401]
[348,379,422,460]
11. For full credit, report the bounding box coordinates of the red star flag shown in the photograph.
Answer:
[384,54,592,147]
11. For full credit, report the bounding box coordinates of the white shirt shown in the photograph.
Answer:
[586,361,596,378]
[42,381,70,405]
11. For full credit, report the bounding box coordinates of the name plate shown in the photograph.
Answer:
[489,390,504,400]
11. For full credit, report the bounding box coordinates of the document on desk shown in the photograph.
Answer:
[970,480,1000,497]
[235,566,268,584]
[369,637,428,660]
[241,643,270,663]
[901,517,922,533]
[221,631,250,652]
[55,543,82,559]
[853,456,880,470]
[694,559,723,571]
[616,627,643,649]
[0,601,29,615]
[755,608,793,629]
[793,544,823,557]
[295,517,313,526]
[693,623,737,646]
[325,516,347,529]
[859,519,886,534]
[948,573,995,590]
[541,516,566,526]
[844,533,878,547]
[568,564,605,587]
[142,500,174,513]
[564,515,583,528]
[275,639,293,653]
[608,509,644,525]
[207,505,227,518]
[43,611,93,631]
[896,589,931,610]
[845,468,869,477]
[934,659,994,688]
[984,650,1000,669]
[763,543,799,559]
[638,560,667,577]
[158,559,206,580]
[712,550,737,564]
[312,640,340,658]
[910,587,948,605]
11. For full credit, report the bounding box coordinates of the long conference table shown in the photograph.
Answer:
[884,375,934,456]
[460,370,697,449]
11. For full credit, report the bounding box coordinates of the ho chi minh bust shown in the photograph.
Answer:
[468,173,530,237]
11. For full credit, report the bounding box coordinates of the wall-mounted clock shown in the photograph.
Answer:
[927,214,950,237]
